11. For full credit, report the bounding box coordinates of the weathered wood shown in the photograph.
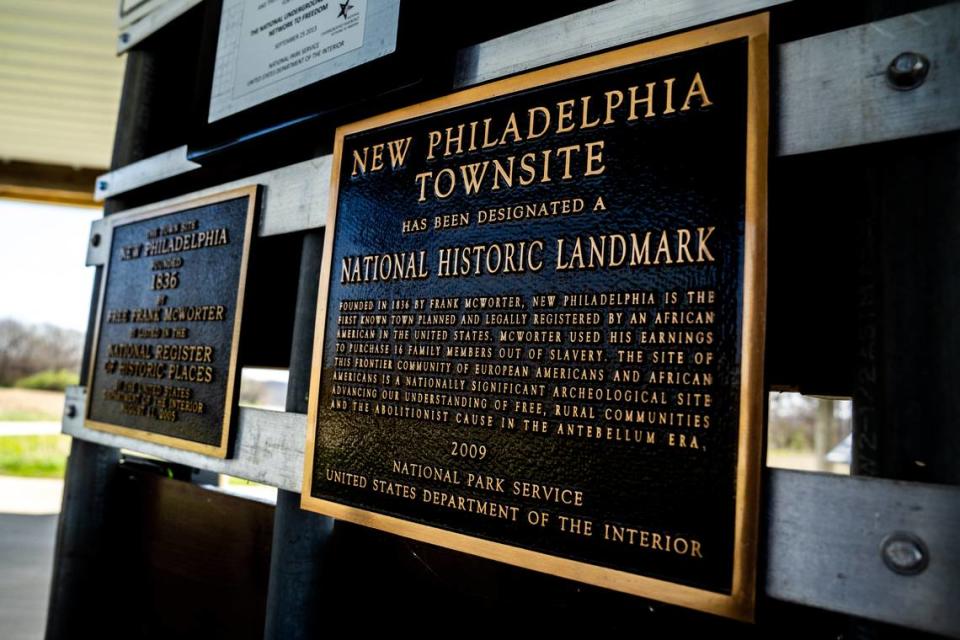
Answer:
[65,3,960,635]
[94,145,199,201]
[453,0,791,87]
[63,387,305,492]
[62,386,960,636]
[44,439,122,640]
[778,3,960,155]
[88,155,332,261]
[101,464,274,639]
[851,131,960,486]
[264,231,331,640]
[765,469,960,638]
[93,5,960,222]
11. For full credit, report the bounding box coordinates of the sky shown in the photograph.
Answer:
[0,198,100,332]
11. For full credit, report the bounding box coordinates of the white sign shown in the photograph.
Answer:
[209,0,400,123]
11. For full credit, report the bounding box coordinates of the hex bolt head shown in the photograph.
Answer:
[881,532,929,575]
[887,52,930,91]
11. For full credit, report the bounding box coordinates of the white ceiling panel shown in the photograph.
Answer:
[0,0,124,169]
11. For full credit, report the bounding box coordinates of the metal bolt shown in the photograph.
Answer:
[97,180,109,191]
[66,404,77,419]
[120,32,130,44]
[91,233,101,247]
[881,532,928,575]
[886,52,930,91]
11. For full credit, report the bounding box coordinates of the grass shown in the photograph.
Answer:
[0,435,71,478]
[224,475,267,487]
[14,369,79,392]
[0,409,59,421]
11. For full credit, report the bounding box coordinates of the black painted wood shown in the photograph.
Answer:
[47,1,960,638]
[263,232,333,640]
[853,131,960,486]
[44,440,122,640]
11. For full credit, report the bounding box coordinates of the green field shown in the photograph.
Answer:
[0,435,71,478]
[0,409,59,421]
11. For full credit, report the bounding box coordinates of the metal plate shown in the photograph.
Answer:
[208,0,400,123]
[85,186,259,458]
[94,145,200,202]
[303,15,768,620]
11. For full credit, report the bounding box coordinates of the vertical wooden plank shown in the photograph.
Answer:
[46,264,125,640]
[854,131,960,485]
[115,469,274,639]
[264,232,335,640]
[44,440,121,640]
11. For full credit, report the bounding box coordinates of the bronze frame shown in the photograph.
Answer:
[85,185,259,458]
[303,14,768,620]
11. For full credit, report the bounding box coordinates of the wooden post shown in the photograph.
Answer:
[45,264,123,638]
[264,232,334,640]
[854,132,960,485]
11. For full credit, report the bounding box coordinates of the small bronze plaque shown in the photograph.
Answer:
[86,186,259,458]
[304,15,767,619]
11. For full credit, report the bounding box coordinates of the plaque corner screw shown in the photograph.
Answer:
[881,532,928,575]
[886,52,930,91]
[91,233,101,248]
[66,404,77,419]
[120,32,130,44]
[97,179,109,191]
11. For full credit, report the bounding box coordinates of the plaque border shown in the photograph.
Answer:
[85,185,259,459]
[303,14,768,621]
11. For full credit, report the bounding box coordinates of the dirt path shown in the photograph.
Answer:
[0,389,64,419]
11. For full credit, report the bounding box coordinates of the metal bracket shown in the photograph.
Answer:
[118,0,164,30]
[86,218,113,267]
[95,145,200,201]
[95,155,332,238]
[62,385,87,431]
[117,0,204,54]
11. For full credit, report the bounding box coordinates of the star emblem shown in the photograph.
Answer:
[338,1,352,18]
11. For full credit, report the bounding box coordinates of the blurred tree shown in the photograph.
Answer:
[0,318,83,386]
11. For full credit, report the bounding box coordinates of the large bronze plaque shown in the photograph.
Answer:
[304,16,767,619]
[86,187,258,458]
